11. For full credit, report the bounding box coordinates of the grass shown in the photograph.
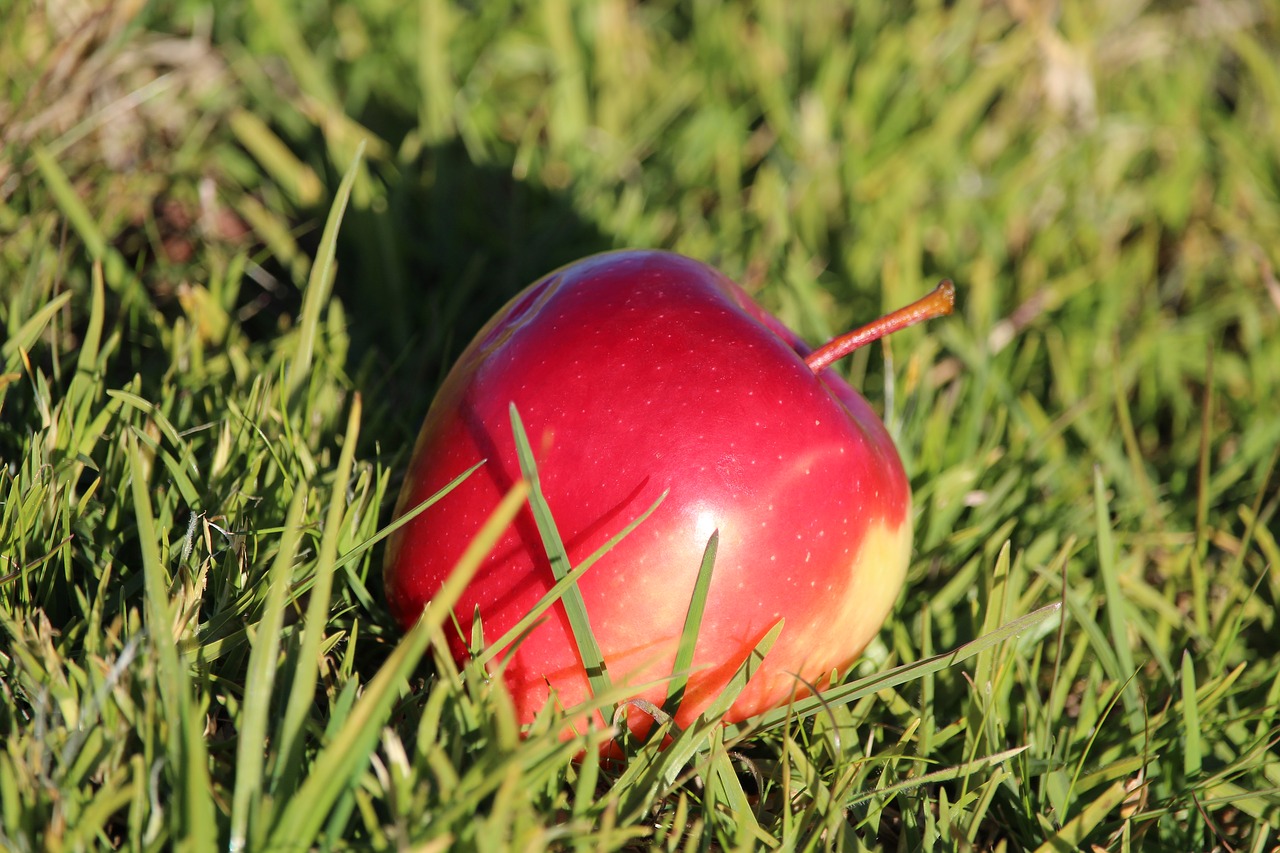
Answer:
[2,0,1279,849]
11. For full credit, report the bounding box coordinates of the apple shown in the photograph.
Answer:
[383,250,953,735]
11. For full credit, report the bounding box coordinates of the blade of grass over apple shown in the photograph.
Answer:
[333,460,486,574]
[475,487,667,670]
[266,480,531,847]
[663,531,719,718]
[509,403,613,701]
[128,437,216,852]
[611,620,784,819]
[695,618,784,728]
[725,603,1062,738]
[230,488,308,853]
[662,623,785,785]
[191,459,489,664]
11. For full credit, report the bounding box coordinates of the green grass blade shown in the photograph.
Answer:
[2,291,71,366]
[266,480,530,847]
[1094,465,1141,728]
[128,436,216,851]
[75,264,105,376]
[1030,781,1131,853]
[1181,650,1202,780]
[30,146,139,305]
[107,391,190,458]
[228,109,323,207]
[663,621,784,781]
[333,460,486,574]
[844,746,1030,810]
[508,403,613,701]
[475,488,667,670]
[707,742,766,844]
[664,531,718,717]
[726,603,1063,738]
[699,619,783,725]
[272,394,362,794]
[230,489,308,853]
[285,139,365,399]
[612,620,784,816]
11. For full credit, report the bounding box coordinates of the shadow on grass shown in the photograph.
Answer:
[325,140,615,457]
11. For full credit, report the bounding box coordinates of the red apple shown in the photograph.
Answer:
[384,250,953,734]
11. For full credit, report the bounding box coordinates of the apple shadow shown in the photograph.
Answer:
[302,139,617,624]
[325,139,616,459]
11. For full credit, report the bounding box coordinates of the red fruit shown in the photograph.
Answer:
[384,250,953,734]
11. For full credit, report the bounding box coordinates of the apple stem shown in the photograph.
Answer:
[804,280,956,375]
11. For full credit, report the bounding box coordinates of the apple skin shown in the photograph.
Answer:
[384,250,912,733]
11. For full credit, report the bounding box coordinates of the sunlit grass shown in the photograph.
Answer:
[2,0,1279,849]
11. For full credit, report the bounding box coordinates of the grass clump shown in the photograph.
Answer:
[3,0,1279,849]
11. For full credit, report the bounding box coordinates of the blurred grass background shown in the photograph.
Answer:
[2,0,1279,849]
